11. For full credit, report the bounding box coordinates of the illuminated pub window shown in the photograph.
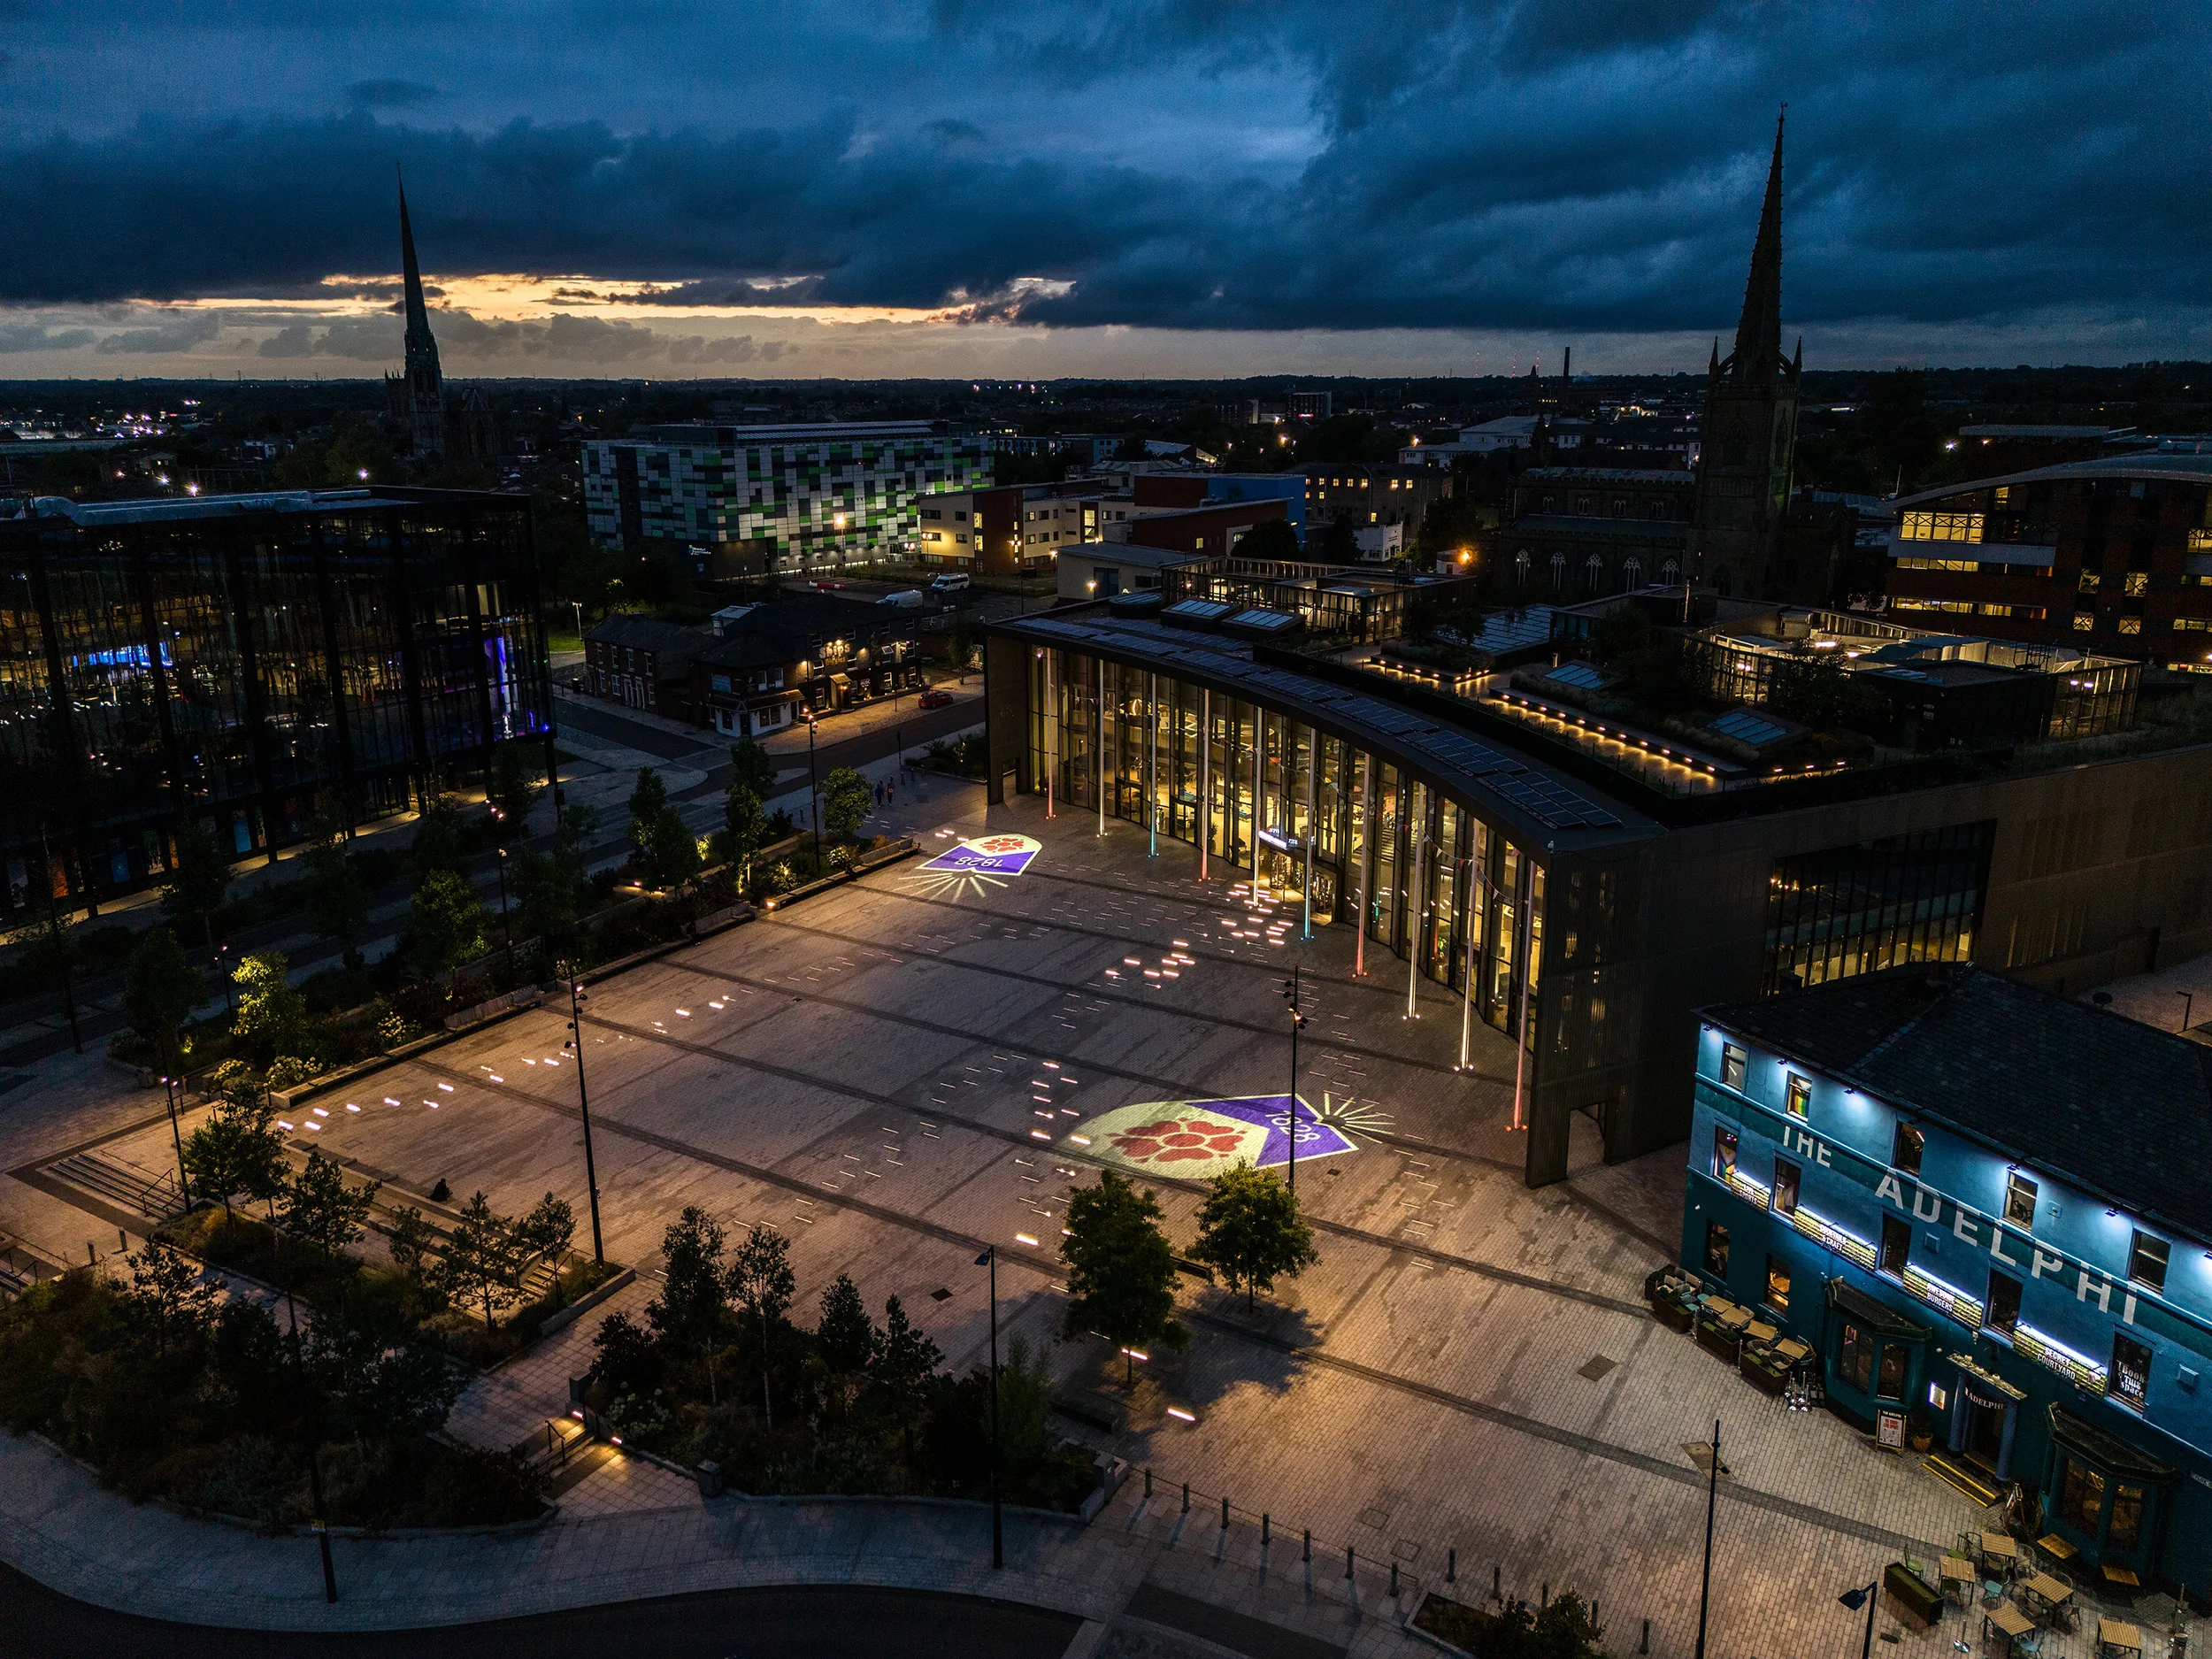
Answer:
[1986,1270,2023,1336]
[1711,1125,1738,1183]
[2005,1172,2039,1227]
[1840,1323,1873,1393]
[1785,1074,1810,1118]
[1764,1255,1791,1314]
[2058,1458,2105,1532]
[1704,1220,1731,1277]
[2111,1333,2152,1409]
[1899,510,1985,542]
[1771,1157,1800,1216]
[2128,1231,2170,1292]
[1763,822,1994,994]
[1720,1042,1747,1089]
[1892,1121,1924,1174]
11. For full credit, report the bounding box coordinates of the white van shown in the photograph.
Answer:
[929,572,972,593]
[878,589,926,610]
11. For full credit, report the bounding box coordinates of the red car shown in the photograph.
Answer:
[917,689,956,709]
[811,580,847,591]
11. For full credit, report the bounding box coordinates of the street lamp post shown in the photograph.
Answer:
[562,968,606,1265]
[270,1217,339,1602]
[492,842,512,977]
[805,711,822,865]
[1837,1577,1879,1659]
[973,1246,1003,1569]
[1279,967,1306,1193]
[2180,991,2195,1033]
[159,1073,191,1209]
[1695,1418,1726,1659]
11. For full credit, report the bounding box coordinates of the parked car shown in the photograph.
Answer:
[811,580,847,590]
[917,689,955,709]
[929,572,971,593]
[878,589,926,610]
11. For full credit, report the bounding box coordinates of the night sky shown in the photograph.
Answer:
[1,2,2206,378]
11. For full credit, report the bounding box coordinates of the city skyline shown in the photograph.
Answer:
[2,4,2208,379]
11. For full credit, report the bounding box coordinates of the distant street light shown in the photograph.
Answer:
[560,967,606,1265]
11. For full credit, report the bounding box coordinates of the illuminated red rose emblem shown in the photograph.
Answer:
[1108,1117,1248,1164]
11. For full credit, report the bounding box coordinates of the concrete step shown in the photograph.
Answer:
[48,1150,185,1221]
[1924,1451,2003,1508]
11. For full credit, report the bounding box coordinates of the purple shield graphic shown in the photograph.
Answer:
[919,833,1041,877]
[1187,1094,1354,1168]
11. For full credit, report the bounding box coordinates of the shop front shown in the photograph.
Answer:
[2039,1405,2176,1585]
[1943,1351,2025,1484]
[1824,1279,1933,1436]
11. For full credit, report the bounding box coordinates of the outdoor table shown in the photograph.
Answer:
[1772,1336,1812,1365]
[2037,1533,2078,1564]
[1939,1555,1977,1604]
[1981,1532,2022,1573]
[1985,1603,2035,1655]
[1715,1303,1753,1329]
[2100,1617,2144,1657]
[2019,1571,2074,1621]
[1744,1320,1778,1343]
[2103,1564,2142,1592]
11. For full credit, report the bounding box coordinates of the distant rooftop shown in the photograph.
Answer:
[1896,451,2212,506]
[14,487,505,526]
[631,420,949,446]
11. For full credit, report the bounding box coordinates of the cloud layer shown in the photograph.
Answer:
[0,3,2205,364]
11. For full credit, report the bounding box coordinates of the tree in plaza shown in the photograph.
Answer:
[160,821,231,949]
[642,803,703,889]
[231,950,309,1062]
[440,1192,524,1333]
[1061,1169,1183,1384]
[868,1294,943,1458]
[647,1205,729,1404]
[626,766,668,849]
[385,1203,440,1295]
[180,1088,288,1223]
[122,1238,217,1359]
[122,926,203,1075]
[724,783,767,885]
[409,869,487,989]
[509,803,599,949]
[815,1272,878,1378]
[819,765,873,841]
[280,1148,379,1262]
[1188,1161,1318,1311]
[303,811,370,971]
[515,1192,578,1302]
[727,1223,796,1424]
[946,610,973,680]
[408,793,471,878]
[306,1294,464,1445]
[727,737,778,802]
[486,743,543,841]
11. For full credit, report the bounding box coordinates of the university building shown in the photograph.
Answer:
[1688,967,2212,1587]
[979,592,2212,1188]
[1,488,551,922]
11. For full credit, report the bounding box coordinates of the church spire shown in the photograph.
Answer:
[1730,107,1785,380]
[394,168,445,456]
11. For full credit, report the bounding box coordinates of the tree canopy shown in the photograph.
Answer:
[1189,1161,1319,1310]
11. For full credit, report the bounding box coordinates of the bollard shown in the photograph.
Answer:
[1640,1617,1650,1655]
[1144,1467,1153,1500]
[1263,1515,1271,1547]
[1346,1545,1355,1581]
[1391,1562,1399,1597]
[1542,1583,1548,1609]
[1594,1602,1600,1632]
[1222,1495,1230,1530]
[1303,1529,1311,1563]
[1448,1548,1456,1583]
[1181,1481,1190,1514]
[1494,1563,1502,1599]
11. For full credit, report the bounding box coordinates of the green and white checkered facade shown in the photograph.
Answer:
[582,422,989,570]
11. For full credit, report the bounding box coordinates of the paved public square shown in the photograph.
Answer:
[12,777,2154,1655]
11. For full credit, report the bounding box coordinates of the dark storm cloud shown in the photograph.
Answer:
[96,311,221,354]
[0,322,96,353]
[347,79,441,109]
[2,2,2207,337]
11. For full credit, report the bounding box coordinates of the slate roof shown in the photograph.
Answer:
[1705,964,2212,1245]
[582,613,711,668]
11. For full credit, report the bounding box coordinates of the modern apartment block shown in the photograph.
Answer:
[582,420,988,574]
[1883,453,2212,670]
[1688,966,2212,1588]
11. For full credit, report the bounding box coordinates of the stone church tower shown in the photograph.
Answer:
[1692,113,1801,599]
[384,175,446,458]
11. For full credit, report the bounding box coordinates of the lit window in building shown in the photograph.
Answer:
[2128,1230,2170,1291]
[2005,1171,2039,1227]
[1720,1042,1747,1089]
[1986,1270,2022,1336]
[1785,1074,1810,1118]
[2074,614,2095,631]
[2111,1333,2152,1409]
[1703,1219,1731,1277]
[2057,1458,2105,1532]
[1879,1215,1910,1278]
[1711,1125,1737,1183]
[1764,1255,1791,1314]
[1900,510,1985,542]
[2120,618,2142,634]
[1771,1157,1800,1216]
[1893,1122,1924,1174]
[1840,1323,1873,1393]
[2110,1484,2147,1551]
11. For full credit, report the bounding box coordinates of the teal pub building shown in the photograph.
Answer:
[1686,965,2212,1592]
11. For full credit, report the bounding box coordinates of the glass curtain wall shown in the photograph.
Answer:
[1024,646,1542,1024]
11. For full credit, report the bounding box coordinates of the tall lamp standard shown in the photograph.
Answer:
[1694,1418,1727,1659]
[158,1072,191,1210]
[560,966,606,1265]
[972,1246,1003,1569]
[804,710,822,864]
[1837,1577,1879,1659]
[1278,966,1307,1193]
